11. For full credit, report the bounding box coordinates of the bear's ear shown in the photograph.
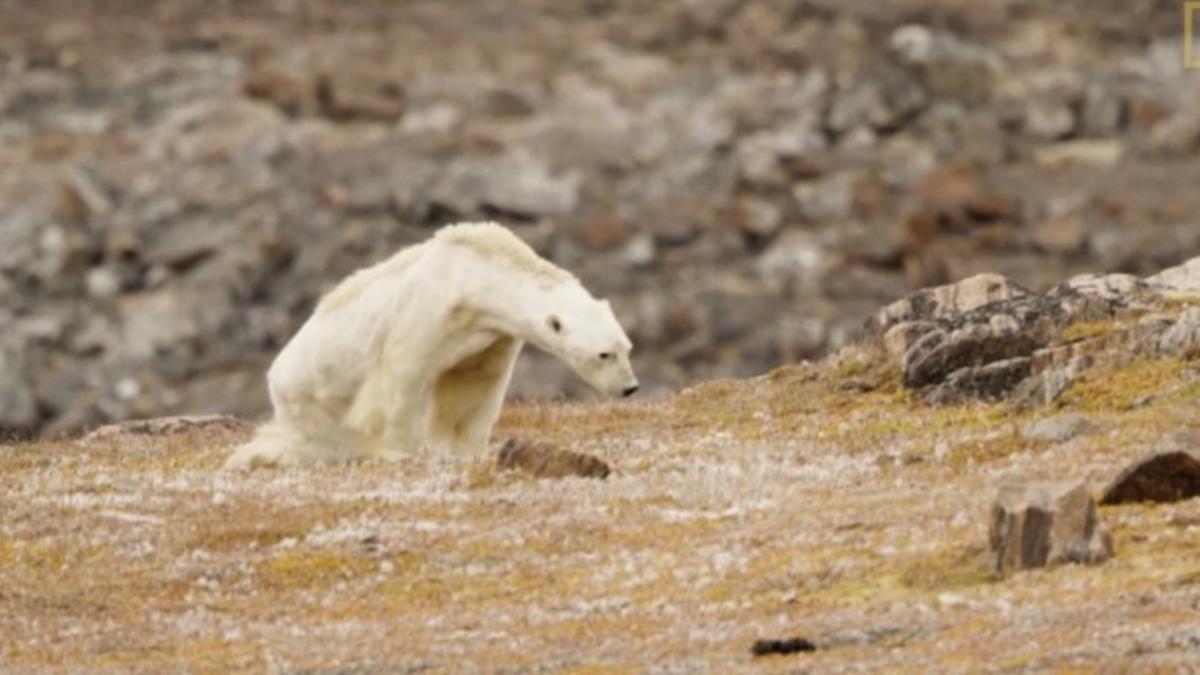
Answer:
[546,314,564,334]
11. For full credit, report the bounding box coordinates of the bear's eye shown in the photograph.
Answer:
[598,352,614,361]
[547,316,563,333]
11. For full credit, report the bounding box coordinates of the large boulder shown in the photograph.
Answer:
[989,478,1113,577]
[1101,435,1200,505]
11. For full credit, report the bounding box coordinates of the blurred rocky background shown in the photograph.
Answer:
[1,0,1198,436]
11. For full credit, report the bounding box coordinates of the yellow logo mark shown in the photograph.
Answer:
[1188,1,1200,69]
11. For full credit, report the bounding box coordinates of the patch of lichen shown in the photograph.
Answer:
[1057,358,1194,412]
[942,430,1029,472]
[898,543,996,591]
[1060,321,1117,343]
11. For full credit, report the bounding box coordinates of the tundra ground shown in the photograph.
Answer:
[3,348,1200,672]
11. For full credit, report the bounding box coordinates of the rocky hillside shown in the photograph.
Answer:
[2,0,1199,436]
[4,256,1200,671]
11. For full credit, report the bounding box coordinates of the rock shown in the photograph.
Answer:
[757,231,828,285]
[575,217,633,251]
[870,273,1031,334]
[431,152,581,219]
[495,438,610,480]
[315,69,405,123]
[241,66,313,117]
[792,173,855,223]
[923,356,1032,405]
[157,98,289,164]
[144,225,228,271]
[1148,256,1200,294]
[1022,413,1098,443]
[1156,308,1200,356]
[1080,82,1125,136]
[619,233,657,268]
[58,165,114,223]
[889,24,1002,102]
[750,637,817,657]
[1024,99,1075,140]
[0,338,39,433]
[1033,140,1124,169]
[1030,214,1087,254]
[79,414,251,444]
[882,321,937,365]
[989,478,1114,576]
[1011,354,1092,408]
[731,196,782,240]
[1100,449,1200,505]
[85,266,122,300]
[1148,105,1200,155]
[903,322,1037,389]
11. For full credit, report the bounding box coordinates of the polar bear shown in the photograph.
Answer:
[224,221,638,468]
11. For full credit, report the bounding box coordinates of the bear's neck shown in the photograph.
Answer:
[462,273,571,352]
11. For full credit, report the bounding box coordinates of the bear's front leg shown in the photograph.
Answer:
[379,373,435,459]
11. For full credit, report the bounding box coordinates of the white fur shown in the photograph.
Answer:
[224,222,638,468]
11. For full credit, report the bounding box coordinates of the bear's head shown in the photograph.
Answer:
[539,295,638,398]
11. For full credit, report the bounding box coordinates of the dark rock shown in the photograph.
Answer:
[750,637,817,657]
[923,356,1032,404]
[990,478,1114,576]
[1100,450,1200,505]
[241,66,313,117]
[904,323,1037,388]
[496,438,610,480]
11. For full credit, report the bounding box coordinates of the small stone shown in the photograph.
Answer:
[1033,140,1124,169]
[576,217,633,251]
[315,69,405,123]
[496,438,610,480]
[989,477,1113,576]
[732,196,782,240]
[620,233,657,268]
[1022,413,1098,444]
[80,415,251,444]
[1024,99,1075,140]
[85,266,122,300]
[242,66,312,117]
[1080,82,1125,136]
[1100,449,1200,505]
[750,637,817,657]
[792,173,855,222]
[1031,214,1087,254]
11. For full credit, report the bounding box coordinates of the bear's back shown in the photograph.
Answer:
[434,222,574,287]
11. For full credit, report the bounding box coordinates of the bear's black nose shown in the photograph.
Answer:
[622,385,639,397]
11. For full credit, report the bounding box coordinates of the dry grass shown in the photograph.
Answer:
[3,351,1200,672]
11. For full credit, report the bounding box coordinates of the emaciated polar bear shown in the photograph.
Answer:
[224,221,638,468]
